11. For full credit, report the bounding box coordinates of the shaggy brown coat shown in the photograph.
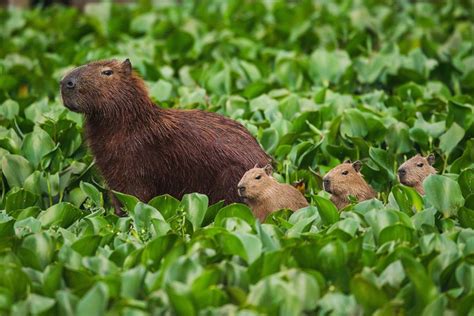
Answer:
[398,154,436,194]
[237,165,309,221]
[323,160,376,209]
[60,59,271,214]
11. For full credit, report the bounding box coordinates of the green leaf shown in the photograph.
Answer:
[38,202,83,228]
[450,140,474,173]
[43,264,63,297]
[80,182,103,207]
[412,208,437,230]
[166,282,196,316]
[439,122,465,156]
[378,224,414,245]
[214,203,256,228]
[248,269,319,314]
[141,235,180,269]
[149,79,173,102]
[309,49,351,85]
[166,30,194,55]
[21,232,55,269]
[0,265,30,301]
[313,196,340,225]
[113,191,140,213]
[21,126,55,167]
[386,122,412,154]
[458,207,474,228]
[55,290,79,316]
[378,260,405,288]
[369,147,396,181]
[181,193,208,231]
[401,254,439,305]
[458,168,474,198]
[216,231,262,264]
[75,282,109,316]
[364,209,399,241]
[350,275,388,313]
[121,266,146,299]
[2,154,33,188]
[148,194,181,219]
[71,235,102,256]
[260,127,279,153]
[14,216,41,237]
[424,175,465,218]
[131,202,169,238]
[340,109,367,138]
[5,188,39,212]
[0,99,19,120]
[392,184,423,214]
[27,294,55,314]
[0,216,15,238]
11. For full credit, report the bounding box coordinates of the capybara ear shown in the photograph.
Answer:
[263,164,273,176]
[122,59,132,76]
[427,153,435,166]
[352,160,362,172]
[292,179,305,194]
[344,159,352,164]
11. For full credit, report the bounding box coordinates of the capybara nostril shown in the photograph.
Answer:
[238,186,246,196]
[398,168,406,177]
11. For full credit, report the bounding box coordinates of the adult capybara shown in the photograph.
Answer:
[398,154,436,195]
[323,160,376,209]
[237,165,308,221]
[60,59,271,214]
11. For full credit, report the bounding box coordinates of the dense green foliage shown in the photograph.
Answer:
[1,0,473,314]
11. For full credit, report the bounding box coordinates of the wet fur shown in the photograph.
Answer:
[61,60,271,211]
[398,154,436,195]
[238,166,308,221]
[323,161,376,209]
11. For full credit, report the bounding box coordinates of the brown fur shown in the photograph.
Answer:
[323,160,376,209]
[60,59,271,214]
[398,154,436,195]
[237,165,309,221]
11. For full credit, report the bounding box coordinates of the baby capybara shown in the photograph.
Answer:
[237,165,309,221]
[398,154,436,195]
[323,160,376,209]
[60,59,271,214]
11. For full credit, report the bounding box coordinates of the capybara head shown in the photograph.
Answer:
[237,164,274,201]
[323,160,375,208]
[398,154,436,194]
[60,59,147,115]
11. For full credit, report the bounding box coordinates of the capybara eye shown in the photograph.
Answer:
[342,170,349,175]
[417,163,424,167]
[255,175,262,180]
[101,70,113,76]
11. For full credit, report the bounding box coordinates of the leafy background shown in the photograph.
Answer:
[0,0,473,314]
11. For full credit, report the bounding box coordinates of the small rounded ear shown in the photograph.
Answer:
[427,154,435,166]
[263,164,273,176]
[352,160,362,172]
[122,58,132,76]
[344,159,352,164]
